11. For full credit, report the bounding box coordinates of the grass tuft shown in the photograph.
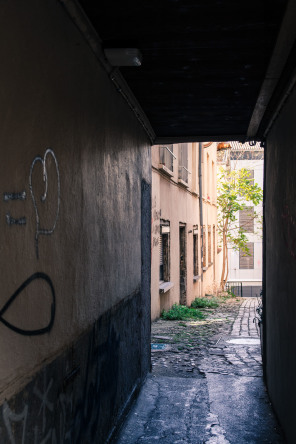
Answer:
[191,297,220,309]
[161,304,204,321]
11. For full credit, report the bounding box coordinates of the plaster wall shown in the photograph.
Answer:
[0,1,151,441]
[265,84,296,443]
[151,144,198,318]
[151,172,161,320]
[202,144,221,296]
[151,143,220,320]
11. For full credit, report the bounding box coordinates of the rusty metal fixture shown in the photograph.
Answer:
[217,142,232,150]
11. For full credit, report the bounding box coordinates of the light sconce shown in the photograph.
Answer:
[104,48,142,67]
[217,142,232,151]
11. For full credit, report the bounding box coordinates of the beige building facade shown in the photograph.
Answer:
[151,142,222,320]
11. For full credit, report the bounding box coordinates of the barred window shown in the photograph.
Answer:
[160,221,170,281]
[193,226,199,276]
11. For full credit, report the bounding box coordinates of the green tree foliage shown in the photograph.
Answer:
[217,167,263,289]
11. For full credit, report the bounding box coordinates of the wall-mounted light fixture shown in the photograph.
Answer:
[104,48,142,67]
[217,142,232,151]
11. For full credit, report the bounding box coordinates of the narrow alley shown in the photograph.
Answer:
[115,298,285,443]
[2,2,296,442]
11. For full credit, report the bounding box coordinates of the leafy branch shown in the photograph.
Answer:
[217,167,263,289]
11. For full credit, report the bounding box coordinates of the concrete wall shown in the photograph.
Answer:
[265,84,296,442]
[0,1,151,442]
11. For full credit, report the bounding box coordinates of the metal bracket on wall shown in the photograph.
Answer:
[59,0,156,144]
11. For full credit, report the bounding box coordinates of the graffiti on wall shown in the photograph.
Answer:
[0,272,55,336]
[29,149,60,259]
[0,322,120,443]
[5,214,26,225]
[1,149,59,336]
[4,192,27,226]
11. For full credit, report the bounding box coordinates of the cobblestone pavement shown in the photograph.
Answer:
[198,298,263,378]
[115,297,285,443]
[151,296,260,378]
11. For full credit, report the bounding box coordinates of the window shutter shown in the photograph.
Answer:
[239,207,254,233]
[239,242,254,269]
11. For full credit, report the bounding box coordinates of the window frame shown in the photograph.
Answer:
[193,226,199,277]
[159,220,170,283]
[159,145,175,173]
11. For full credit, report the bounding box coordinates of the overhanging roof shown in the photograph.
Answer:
[69,0,296,143]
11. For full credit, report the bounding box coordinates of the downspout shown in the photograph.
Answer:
[199,142,204,296]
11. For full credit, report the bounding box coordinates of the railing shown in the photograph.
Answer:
[225,281,243,297]
[159,145,175,171]
[178,165,191,184]
[225,282,262,298]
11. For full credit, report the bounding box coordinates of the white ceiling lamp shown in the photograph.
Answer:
[104,48,142,67]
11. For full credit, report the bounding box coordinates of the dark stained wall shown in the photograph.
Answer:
[0,0,151,442]
[265,85,296,443]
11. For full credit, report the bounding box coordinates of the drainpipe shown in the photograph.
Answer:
[198,142,204,297]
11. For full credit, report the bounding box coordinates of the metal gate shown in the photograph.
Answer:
[225,282,262,298]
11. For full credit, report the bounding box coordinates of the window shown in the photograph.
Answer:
[207,153,210,199]
[208,225,212,264]
[202,225,206,268]
[179,224,187,305]
[178,143,189,183]
[239,170,254,196]
[239,206,254,233]
[193,226,199,276]
[212,160,215,202]
[239,242,254,269]
[160,221,170,282]
[192,143,198,193]
[159,145,175,172]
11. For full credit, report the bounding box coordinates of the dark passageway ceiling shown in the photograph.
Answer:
[77,0,292,143]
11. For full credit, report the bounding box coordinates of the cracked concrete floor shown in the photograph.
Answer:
[115,298,285,443]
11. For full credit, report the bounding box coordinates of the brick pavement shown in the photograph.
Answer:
[231,297,259,337]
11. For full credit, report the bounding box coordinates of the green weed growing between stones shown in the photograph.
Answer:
[161,304,204,320]
[191,297,220,309]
